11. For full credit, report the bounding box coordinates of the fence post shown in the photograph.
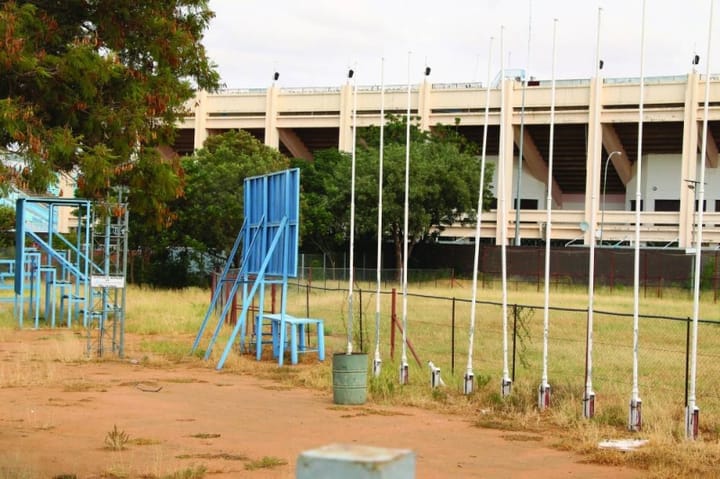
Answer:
[451,297,456,375]
[714,251,718,304]
[305,284,310,318]
[685,316,691,407]
[390,288,397,360]
[359,288,364,353]
[230,287,237,325]
[271,283,276,314]
[512,304,518,382]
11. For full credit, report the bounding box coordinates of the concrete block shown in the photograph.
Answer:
[296,443,415,479]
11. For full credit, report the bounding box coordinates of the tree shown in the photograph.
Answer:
[172,130,289,259]
[295,115,495,273]
[133,130,289,286]
[291,149,353,265]
[0,1,220,226]
[0,205,15,249]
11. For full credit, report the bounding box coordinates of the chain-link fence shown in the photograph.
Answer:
[299,248,720,301]
[281,277,720,432]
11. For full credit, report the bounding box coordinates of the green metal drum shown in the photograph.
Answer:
[332,352,368,405]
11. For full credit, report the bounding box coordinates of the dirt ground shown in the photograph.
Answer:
[0,330,642,479]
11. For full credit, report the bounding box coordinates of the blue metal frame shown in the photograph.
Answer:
[192,168,300,368]
[14,198,93,328]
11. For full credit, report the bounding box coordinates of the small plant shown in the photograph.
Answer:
[431,387,449,403]
[475,373,492,388]
[368,373,396,400]
[244,456,287,471]
[104,424,130,451]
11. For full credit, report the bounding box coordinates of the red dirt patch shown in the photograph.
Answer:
[0,330,641,478]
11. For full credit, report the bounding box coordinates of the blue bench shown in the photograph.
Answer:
[255,313,325,366]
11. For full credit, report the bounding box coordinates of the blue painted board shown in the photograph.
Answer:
[244,168,299,277]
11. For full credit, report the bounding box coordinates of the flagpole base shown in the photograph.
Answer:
[373,358,382,378]
[628,397,642,432]
[582,391,596,419]
[501,377,512,397]
[685,405,700,440]
[463,372,474,395]
[399,362,409,385]
[538,383,551,411]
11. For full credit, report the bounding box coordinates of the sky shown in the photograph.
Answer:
[203,0,719,89]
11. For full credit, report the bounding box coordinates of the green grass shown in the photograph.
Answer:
[244,456,287,471]
[3,281,719,477]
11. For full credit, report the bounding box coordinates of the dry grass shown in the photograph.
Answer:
[2,281,719,477]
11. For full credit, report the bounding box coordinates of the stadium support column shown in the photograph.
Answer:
[496,78,515,245]
[264,85,280,149]
[193,89,208,150]
[584,76,604,245]
[679,71,700,249]
[419,77,432,131]
[339,82,354,152]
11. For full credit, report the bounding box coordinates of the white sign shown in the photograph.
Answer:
[91,275,126,288]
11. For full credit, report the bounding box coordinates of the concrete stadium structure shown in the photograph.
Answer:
[176,71,720,248]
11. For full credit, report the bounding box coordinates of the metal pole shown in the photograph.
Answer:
[373,57,386,377]
[346,67,358,355]
[359,288,364,353]
[539,18,558,411]
[400,51,411,384]
[514,0,533,246]
[451,297,456,375]
[512,304,518,382]
[687,0,714,441]
[499,25,513,397]
[629,0,647,432]
[685,316,691,407]
[464,36,494,395]
[584,8,605,418]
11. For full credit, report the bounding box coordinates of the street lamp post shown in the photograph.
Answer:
[600,151,621,246]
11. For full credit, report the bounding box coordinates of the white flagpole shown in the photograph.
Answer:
[499,26,512,397]
[400,51,411,384]
[373,58,386,378]
[346,67,358,355]
[629,0,647,432]
[514,0,533,245]
[584,6,603,419]
[538,18,558,411]
[686,0,715,441]
[464,36,494,395]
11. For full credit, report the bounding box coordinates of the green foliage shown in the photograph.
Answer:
[368,368,397,401]
[173,130,289,258]
[291,149,351,261]
[294,114,494,271]
[0,205,15,248]
[131,130,288,286]
[701,258,717,291]
[0,0,219,226]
